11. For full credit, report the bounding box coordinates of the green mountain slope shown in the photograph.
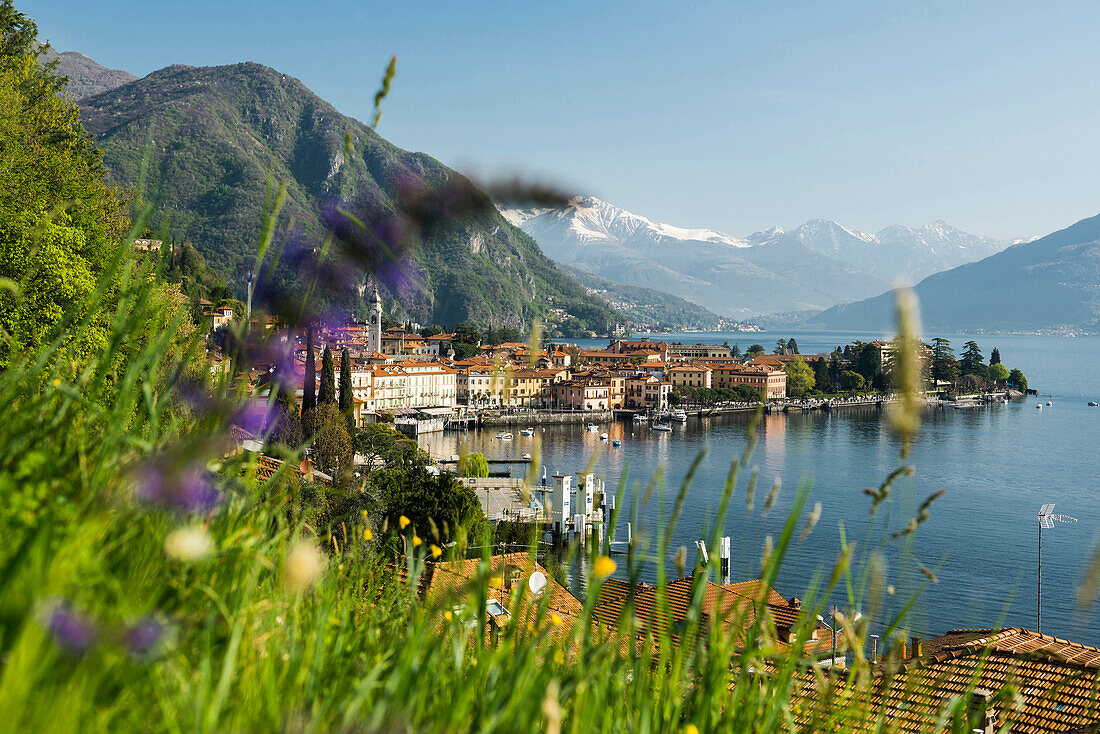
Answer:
[78,62,622,333]
[812,212,1100,333]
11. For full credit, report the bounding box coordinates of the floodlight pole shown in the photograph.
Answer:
[1037,516,1042,633]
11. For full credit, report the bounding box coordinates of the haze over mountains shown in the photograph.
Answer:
[502,198,1011,318]
[814,212,1100,333]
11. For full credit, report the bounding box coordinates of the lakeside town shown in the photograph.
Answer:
[209,288,1029,443]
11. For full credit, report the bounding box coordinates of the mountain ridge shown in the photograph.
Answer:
[812,212,1100,333]
[76,61,623,334]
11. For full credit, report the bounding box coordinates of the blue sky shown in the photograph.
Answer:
[25,0,1100,240]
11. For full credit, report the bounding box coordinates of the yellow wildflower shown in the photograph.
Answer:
[444,610,454,621]
[431,544,442,559]
[412,535,422,547]
[593,556,616,579]
[399,515,410,529]
[550,613,564,627]
[363,528,373,541]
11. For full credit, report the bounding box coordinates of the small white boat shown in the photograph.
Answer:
[522,453,531,459]
[519,427,535,437]
[652,424,673,432]
[586,424,599,432]
[600,432,608,440]
[1047,401,1053,406]
[633,413,647,422]
[1036,404,1043,410]
[672,409,688,422]
[1089,401,1098,407]
[495,432,513,440]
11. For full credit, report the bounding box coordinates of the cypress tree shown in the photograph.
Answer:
[319,346,336,405]
[990,347,1001,365]
[339,348,354,426]
[302,329,316,412]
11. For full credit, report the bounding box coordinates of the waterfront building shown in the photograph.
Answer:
[551,379,610,410]
[668,363,712,390]
[625,374,673,411]
[667,342,733,360]
[705,363,787,399]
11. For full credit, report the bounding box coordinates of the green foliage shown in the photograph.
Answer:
[319,346,336,405]
[990,347,1001,365]
[839,370,866,392]
[78,62,624,333]
[930,337,958,385]
[338,348,353,427]
[783,357,815,398]
[310,402,352,478]
[0,21,129,367]
[457,452,489,478]
[371,465,486,547]
[302,329,316,412]
[451,342,478,360]
[959,340,986,379]
[1009,368,1028,391]
[746,344,764,357]
[988,362,1010,382]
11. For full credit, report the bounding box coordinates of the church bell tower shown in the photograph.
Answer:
[368,287,382,354]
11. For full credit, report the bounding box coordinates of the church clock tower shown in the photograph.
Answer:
[368,287,382,354]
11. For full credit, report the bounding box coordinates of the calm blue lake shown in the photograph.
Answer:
[421,331,1100,645]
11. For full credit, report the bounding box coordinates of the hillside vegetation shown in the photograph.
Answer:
[78,62,622,334]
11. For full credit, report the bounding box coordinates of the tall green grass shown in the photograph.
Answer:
[0,204,982,733]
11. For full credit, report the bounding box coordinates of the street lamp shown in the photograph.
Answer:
[1037,503,1077,633]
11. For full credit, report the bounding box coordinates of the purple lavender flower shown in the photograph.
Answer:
[136,458,222,515]
[46,604,97,655]
[125,616,164,657]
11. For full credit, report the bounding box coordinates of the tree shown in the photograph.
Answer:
[339,348,353,428]
[988,362,1010,383]
[783,357,815,398]
[318,346,336,405]
[269,386,304,450]
[960,340,986,378]
[371,465,487,548]
[457,452,489,478]
[1008,369,1028,391]
[747,344,765,358]
[730,343,741,359]
[786,338,800,354]
[453,322,480,347]
[839,370,866,392]
[451,342,478,360]
[812,358,831,392]
[990,347,1001,366]
[302,329,316,412]
[854,343,882,383]
[0,4,129,368]
[775,339,789,355]
[930,338,958,385]
[310,403,353,478]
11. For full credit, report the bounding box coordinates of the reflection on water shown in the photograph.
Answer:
[423,394,1100,645]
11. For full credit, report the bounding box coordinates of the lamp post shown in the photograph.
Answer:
[1037,503,1077,633]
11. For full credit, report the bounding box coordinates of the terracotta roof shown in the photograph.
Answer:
[592,575,831,655]
[791,628,1100,733]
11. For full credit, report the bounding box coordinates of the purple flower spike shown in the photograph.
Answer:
[125,616,164,657]
[174,465,221,514]
[136,458,222,516]
[47,604,97,655]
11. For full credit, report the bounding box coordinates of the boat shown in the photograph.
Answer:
[651,423,673,432]
[519,427,535,437]
[600,432,608,440]
[522,453,531,459]
[633,413,647,423]
[1047,401,1053,406]
[671,409,688,422]
[612,439,621,447]
[1090,401,1098,407]
[495,432,513,440]
[586,424,599,432]
[1036,404,1043,410]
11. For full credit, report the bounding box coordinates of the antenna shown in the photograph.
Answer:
[1037,503,1077,633]
[528,571,547,596]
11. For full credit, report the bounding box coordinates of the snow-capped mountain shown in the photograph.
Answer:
[501,197,1012,317]
[759,219,1010,284]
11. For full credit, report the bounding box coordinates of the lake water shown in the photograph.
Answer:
[420,330,1100,645]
